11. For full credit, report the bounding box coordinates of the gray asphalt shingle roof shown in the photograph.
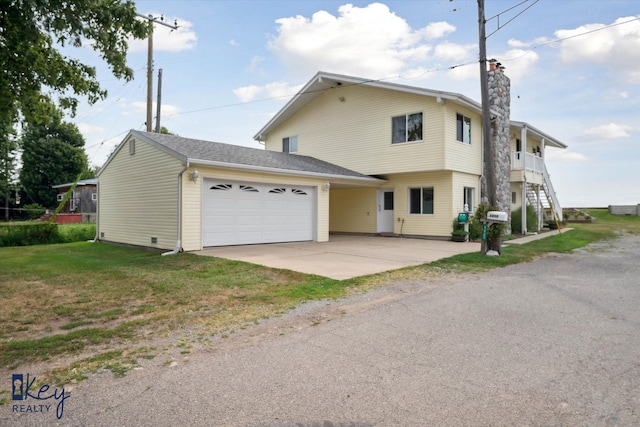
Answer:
[133,130,374,180]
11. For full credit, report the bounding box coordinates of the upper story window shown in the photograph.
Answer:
[392,112,423,144]
[283,136,298,153]
[456,114,471,144]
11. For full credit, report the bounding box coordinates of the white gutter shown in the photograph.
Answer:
[162,161,189,256]
[521,124,528,235]
[188,158,386,184]
[89,180,99,243]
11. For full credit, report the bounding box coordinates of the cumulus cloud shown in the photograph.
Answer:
[545,149,588,162]
[422,21,456,40]
[555,15,640,82]
[129,15,197,52]
[584,123,632,139]
[434,42,476,61]
[267,3,451,79]
[233,82,303,103]
[77,123,104,136]
[129,101,180,118]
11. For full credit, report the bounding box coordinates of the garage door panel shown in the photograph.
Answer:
[203,179,314,247]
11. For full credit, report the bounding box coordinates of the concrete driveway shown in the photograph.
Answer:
[197,235,481,279]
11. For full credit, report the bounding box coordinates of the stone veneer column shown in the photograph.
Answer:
[488,67,512,233]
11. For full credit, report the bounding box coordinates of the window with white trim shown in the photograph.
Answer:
[456,113,471,144]
[392,112,423,144]
[283,136,298,153]
[463,187,475,212]
[409,187,434,215]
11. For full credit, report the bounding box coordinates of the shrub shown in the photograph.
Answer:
[60,223,96,242]
[21,203,46,220]
[511,205,538,234]
[468,203,504,241]
[0,222,62,247]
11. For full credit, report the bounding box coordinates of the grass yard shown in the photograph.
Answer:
[0,208,638,390]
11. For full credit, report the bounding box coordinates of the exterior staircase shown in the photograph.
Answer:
[524,164,562,225]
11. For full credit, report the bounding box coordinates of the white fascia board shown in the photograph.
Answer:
[511,121,567,149]
[188,158,386,185]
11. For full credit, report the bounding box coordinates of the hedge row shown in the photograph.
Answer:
[0,223,96,247]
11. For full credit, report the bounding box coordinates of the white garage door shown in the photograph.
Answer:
[202,179,314,247]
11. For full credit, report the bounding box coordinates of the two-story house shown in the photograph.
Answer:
[255,71,566,238]
[96,71,565,251]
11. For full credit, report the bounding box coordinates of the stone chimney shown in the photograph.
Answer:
[488,63,511,233]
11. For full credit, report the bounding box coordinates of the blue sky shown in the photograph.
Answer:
[69,0,640,207]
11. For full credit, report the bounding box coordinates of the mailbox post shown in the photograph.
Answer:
[481,211,508,254]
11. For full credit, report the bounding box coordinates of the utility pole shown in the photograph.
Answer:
[136,13,178,132]
[478,0,494,207]
[155,68,163,133]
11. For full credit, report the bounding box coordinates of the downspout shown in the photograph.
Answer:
[162,161,189,256]
[89,180,99,242]
[521,124,528,235]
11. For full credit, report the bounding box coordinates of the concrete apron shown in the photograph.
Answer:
[196,235,482,280]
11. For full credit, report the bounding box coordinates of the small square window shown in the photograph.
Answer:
[392,113,423,144]
[91,193,97,201]
[283,136,298,153]
[409,187,434,215]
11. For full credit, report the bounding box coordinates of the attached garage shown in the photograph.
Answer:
[202,180,314,246]
[97,131,383,252]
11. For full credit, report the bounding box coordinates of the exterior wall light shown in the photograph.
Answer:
[190,169,199,182]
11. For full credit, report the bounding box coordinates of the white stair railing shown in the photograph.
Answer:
[543,165,562,220]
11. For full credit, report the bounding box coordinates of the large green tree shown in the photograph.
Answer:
[0,123,19,220]
[20,112,89,209]
[0,0,148,126]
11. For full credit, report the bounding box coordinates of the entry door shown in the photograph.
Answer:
[377,190,395,233]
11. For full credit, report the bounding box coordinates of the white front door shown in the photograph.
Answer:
[377,189,395,233]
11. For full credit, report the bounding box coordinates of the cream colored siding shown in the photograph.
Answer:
[180,167,330,250]
[383,172,453,237]
[99,137,183,250]
[329,188,377,233]
[444,106,483,174]
[452,172,480,214]
[264,85,447,175]
[181,168,202,251]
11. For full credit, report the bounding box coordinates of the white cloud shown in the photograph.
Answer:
[233,85,263,103]
[267,3,451,79]
[129,16,197,52]
[233,82,303,103]
[546,150,588,162]
[246,56,265,74]
[584,123,632,139]
[129,101,180,118]
[77,123,104,136]
[434,42,475,61]
[555,15,640,82]
[422,21,456,40]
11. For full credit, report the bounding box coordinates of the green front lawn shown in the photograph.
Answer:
[0,208,637,388]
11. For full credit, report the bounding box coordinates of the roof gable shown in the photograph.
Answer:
[253,71,483,141]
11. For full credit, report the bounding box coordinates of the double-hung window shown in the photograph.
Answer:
[283,136,298,153]
[456,113,471,144]
[463,187,475,212]
[392,112,423,144]
[409,187,434,215]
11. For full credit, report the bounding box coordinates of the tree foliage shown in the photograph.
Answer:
[0,0,149,126]
[0,123,19,220]
[19,111,88,209]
